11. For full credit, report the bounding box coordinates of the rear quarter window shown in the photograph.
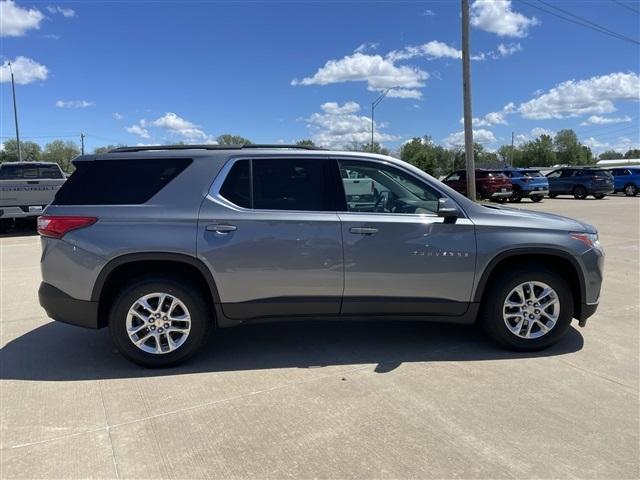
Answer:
[53,158,191,205]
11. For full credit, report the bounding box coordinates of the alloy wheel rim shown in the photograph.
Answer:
[126,292,191,354]
[502,281,560,339]
[626,185,636,195]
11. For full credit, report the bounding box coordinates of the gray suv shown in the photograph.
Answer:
[37,145,604,367]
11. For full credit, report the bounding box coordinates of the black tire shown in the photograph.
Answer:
[0,219,11,234]
[593,193,606,199]
[573,185,587,200]
[624,183,638,197]
[109,276,212,367]
[530,195,543,203]
[508,189,522,203]
[548,193,557,198]
[479,267,574,351]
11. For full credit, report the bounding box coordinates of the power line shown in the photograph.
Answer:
[518,0,640,45]
[612,0,640,15]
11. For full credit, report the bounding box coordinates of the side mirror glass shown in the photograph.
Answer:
[437,197,461,223]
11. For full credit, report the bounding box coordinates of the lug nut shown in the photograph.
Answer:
[535,309,540,314]
[150,325,156,331]
[155,313,161,318]
[149,318,155,323]
[529,314,535,319]
[158,328,164,333]
[164,323,169,328]
[163,316,167,321]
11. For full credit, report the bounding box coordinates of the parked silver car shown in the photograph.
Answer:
[38,145,604,367]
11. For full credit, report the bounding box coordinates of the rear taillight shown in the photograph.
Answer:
[37,216,97,238]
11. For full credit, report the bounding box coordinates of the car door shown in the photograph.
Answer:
[545,170,562,194]
[197,156,344,320]
[335,158,476,316]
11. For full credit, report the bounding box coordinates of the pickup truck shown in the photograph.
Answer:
[0,162,66,233]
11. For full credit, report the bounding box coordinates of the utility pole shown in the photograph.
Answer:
[80,133,85,155]
[371,86,398,152]
[461,0,476,200]
[510,131,515,167]
[8,62,23,162]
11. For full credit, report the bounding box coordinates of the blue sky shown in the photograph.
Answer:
[1,0,639,154]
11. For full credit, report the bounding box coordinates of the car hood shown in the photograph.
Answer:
[476,204,597,233]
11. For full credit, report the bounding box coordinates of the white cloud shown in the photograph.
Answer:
[47,5,75,17]
[583,136,639,154]
[519,72,640,119]
[0,0,44,37]
[460,103,513,127]
[387,41,461,61]
[422,9,435,16]
[55,100,94,108]
[354,42,378,53]
[126,122,150,139]
[151,112,214,143]
[531,127,554,137]
[443,129,496,147]
[291,52,428,98]
[44,33,60,39]
[471,0,539,38]
[305,101,398,149]
[579,115,632,126]
[0,56,48,84]
[497,42,522,57]
[112,112,124,120]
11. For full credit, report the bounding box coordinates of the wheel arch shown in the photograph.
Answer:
[93,253,221,328]
[474,249,586,318]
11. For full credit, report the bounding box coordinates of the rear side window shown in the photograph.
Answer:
[0,163,63,179]
[54,158,191,205]
[219,158,333,211]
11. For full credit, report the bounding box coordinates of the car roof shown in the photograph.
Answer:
[0,161,60,166]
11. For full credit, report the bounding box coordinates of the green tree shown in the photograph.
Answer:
[0,139,42,162]
[400,136,455,177]
[624,149,640,159]
[520,134,556,167]
[295,139,316,147]
[554,129,591,165]
[42,140,80,173]
[598,150,624,160]
[216,134,252,145]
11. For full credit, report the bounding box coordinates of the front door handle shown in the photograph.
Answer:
[206,224,237,233]
[349,227,378,235]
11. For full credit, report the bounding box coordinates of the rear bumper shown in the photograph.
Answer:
[522,189,549,197]
[38,282,100,329]
[590,185,615,194]
[488,191,512,199]
[0,205,45,219]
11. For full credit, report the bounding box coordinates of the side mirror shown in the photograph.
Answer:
[437,197,461,223]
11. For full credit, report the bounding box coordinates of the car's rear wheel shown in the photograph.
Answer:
[530,195,543,203]
[508,189,522,203]
[109,276,211,367]
[480,268,573,351]
[573,185,588,199]
[624,184,638,197]
[593,193,606,199]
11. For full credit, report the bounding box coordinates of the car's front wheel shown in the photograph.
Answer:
[593,193,606,199]
[508,189,522,203]
[530,195,543,203]
[109,276,212,367]
[480,268,573,351]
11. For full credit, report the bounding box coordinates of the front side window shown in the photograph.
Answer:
[338,160,440,215]
[219,158,332,211]
[546,170,561,179]
[445,171,463,182]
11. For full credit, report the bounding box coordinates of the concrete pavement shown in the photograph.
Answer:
[1,196,638,479]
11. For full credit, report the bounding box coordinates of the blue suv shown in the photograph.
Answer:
[546,167,614,200]
[501,168,549,203]
[608,167,640,196]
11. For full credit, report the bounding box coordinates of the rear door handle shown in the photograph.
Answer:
[349,227,378,235]
[206,224,237,233]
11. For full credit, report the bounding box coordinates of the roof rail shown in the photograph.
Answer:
[108,144,323,153]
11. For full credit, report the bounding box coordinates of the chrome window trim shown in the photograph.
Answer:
[208,154,467,219]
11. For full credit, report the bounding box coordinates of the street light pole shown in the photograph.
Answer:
[8,62,23,162]
[371,86,398,152]
[461,0,476,200]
